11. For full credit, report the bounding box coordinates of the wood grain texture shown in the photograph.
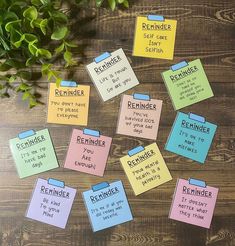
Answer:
[0,0,235,245]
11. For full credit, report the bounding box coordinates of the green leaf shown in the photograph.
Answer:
[9,75,17,83]
[29,97,38,108]
[8,2,27,13]
[96,0,104,7]
[8,0,28,9]
[26,57,36,66]
[41,63,52,75]
[40,0,50,6]
[12,33,25,48]
[123,0,129,7]
[0,25,3,36]
[108,0,116,10]
[19,83,30,91]
[31,0,42,6]
[0,59,25,71]
[51,11,68,24]
[51,26,68,40]
[37,49,52,59]
[47,70,53,80]
[30,19,35,28]
[24,34,38,43]
[22,91,30,100]
[0,36,10,50]
[55,42,64,54]
[3,11,19,22]
[5,20,21,32]
[56,77,62,87]
[10,28,24,48]
[30,18,48,33]
[63,50,72,66]
[64,41,77,48]
[23,6,38,21]
[41,63,52,71]
[0,0,93,107]
[5,59,25,69]
[28,42,38,56]
[39,19,48,35]
[117,0,124,3]
[18,71,32,80]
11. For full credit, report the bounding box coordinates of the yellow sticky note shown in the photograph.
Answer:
[133,16,177,60]
[120,143,172,195]
[47,82,90,126]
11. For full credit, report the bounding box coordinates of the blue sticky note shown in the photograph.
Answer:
[165,112,217,163]
[82,180,133,232]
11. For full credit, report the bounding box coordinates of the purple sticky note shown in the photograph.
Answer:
[26,178,76,229]
[169,178,218,229]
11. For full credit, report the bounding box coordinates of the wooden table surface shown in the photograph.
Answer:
[0,0,235,245]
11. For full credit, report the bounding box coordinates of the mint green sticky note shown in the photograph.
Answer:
[9,129,59,178]
[161,59,214,110]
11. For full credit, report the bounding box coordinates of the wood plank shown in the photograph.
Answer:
[1,126,234,172]
[0,171,234,217]
[66,2,235,83]
[0,0,234,245]
[0,83,234,128]
[0,215,234,246]
[8,2,234,84]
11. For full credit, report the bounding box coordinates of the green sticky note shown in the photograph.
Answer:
[9,129,59,178]
[161,59,214,110]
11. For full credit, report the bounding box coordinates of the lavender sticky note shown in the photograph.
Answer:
[26,178,76,229]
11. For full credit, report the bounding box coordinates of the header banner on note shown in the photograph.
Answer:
[9,129,58,178]
[169,178,219,229]
[133,15,177,60]
[26,178,76,228]
[116,94,163,140]
[86,48,139,102]
[161,59,214,110]
[82,180,133,232]
[165,112,217,163]
[120,143,172,195]
[47,82,90,126]
[64,129,112,177]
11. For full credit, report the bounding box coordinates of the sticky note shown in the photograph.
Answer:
[86,48,139,101]
[169,178,219,229]
[165,112,217,163]
[161,59,214,110]
[47,82,90,125]
[133,15,177,60]
[120,143,172,195]
[26,178,76,229]
[82,180,133,232]
[64,129,112,177]
[9,129,59,178]
[116,94,162,140]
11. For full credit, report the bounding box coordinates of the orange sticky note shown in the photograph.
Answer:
[47,81,90,126]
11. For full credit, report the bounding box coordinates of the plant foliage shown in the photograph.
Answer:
[0,0,129,107]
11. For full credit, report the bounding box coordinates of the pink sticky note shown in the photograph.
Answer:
[169,178,219,229]
[116,94,162,140]
[64,129,112,176]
